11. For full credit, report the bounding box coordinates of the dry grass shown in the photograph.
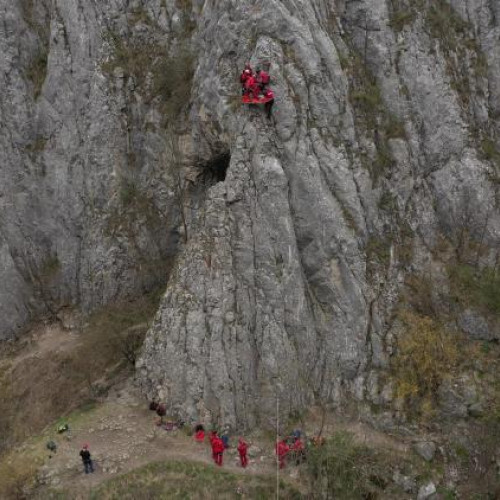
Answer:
[391,312,463,419]
[90,460,302,499]
[0,293,161,456]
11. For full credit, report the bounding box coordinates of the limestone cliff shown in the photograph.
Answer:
[1,0,499,428]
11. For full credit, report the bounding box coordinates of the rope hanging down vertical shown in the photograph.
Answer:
[276,392,279,500]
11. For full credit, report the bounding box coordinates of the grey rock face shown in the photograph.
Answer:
[0,0,182,339]
[414,441,437,462]
[137,0,500,427]
[1,0,499,427]
[459,309,498,341]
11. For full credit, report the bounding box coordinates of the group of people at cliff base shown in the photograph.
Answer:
[193,424,324,470]
[240,63,275,118]
[194,425,249,467]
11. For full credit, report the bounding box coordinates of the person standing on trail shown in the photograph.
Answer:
[237,437,249,468]
[212,435,225,466]
[292,436,305,465]
[221,429,230,449]
[79,443,94,474]
[276,439,289,469]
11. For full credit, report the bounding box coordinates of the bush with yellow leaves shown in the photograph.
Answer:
[391,312,463,419]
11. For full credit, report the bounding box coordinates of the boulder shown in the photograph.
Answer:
[417,482,437,500]
[414,441,437,462]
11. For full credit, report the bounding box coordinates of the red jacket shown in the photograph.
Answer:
[292,438,304,451]
[276,441,289,457]
[212,437,225,453]
[257,70,270,85]
[240,70,252,84]
[237,440,248,455]
[245,75,256,89]
[264,89,274,100]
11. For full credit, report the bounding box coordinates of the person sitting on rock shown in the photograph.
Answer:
[79,443,94,474]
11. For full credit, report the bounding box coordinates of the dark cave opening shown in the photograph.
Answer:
[199,151,231,185]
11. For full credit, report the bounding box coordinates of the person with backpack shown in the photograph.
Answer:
[237,437,249,468]
[79,443,94,474]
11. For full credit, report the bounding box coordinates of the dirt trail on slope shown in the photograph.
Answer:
[38,381,278,497]
[37,381,412,498]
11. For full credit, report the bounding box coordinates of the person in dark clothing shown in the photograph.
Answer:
[80,443,94,474]
[221,430,230,449]
[264,88,275,119]
[156,403,166,424]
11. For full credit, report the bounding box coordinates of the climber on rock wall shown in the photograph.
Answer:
[255,68,270,92]
[264,88,275,118]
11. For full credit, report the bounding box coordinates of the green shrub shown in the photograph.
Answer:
[119,178,138,206]
[385,115,406,139]
[152,47,195,120]
[303,432,380,499]
[427,0,468,52]
[389,9,416,32]
[102,32,194,122]
[449,264,500,315]
[480,138,500,163]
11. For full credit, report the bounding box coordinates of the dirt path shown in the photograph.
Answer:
[37,381,412,498]
[38,381,279,497]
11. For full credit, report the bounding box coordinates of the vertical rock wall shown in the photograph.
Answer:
[0,0,498,427]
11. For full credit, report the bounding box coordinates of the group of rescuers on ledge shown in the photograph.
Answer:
[240,62,275,119]
[48,400,324,475]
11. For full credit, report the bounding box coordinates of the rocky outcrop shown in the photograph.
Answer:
[137,0,500,427]
[1,1,499,427]
[0,0,183,338]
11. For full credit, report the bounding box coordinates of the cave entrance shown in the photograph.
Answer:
[199,151,231,186]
